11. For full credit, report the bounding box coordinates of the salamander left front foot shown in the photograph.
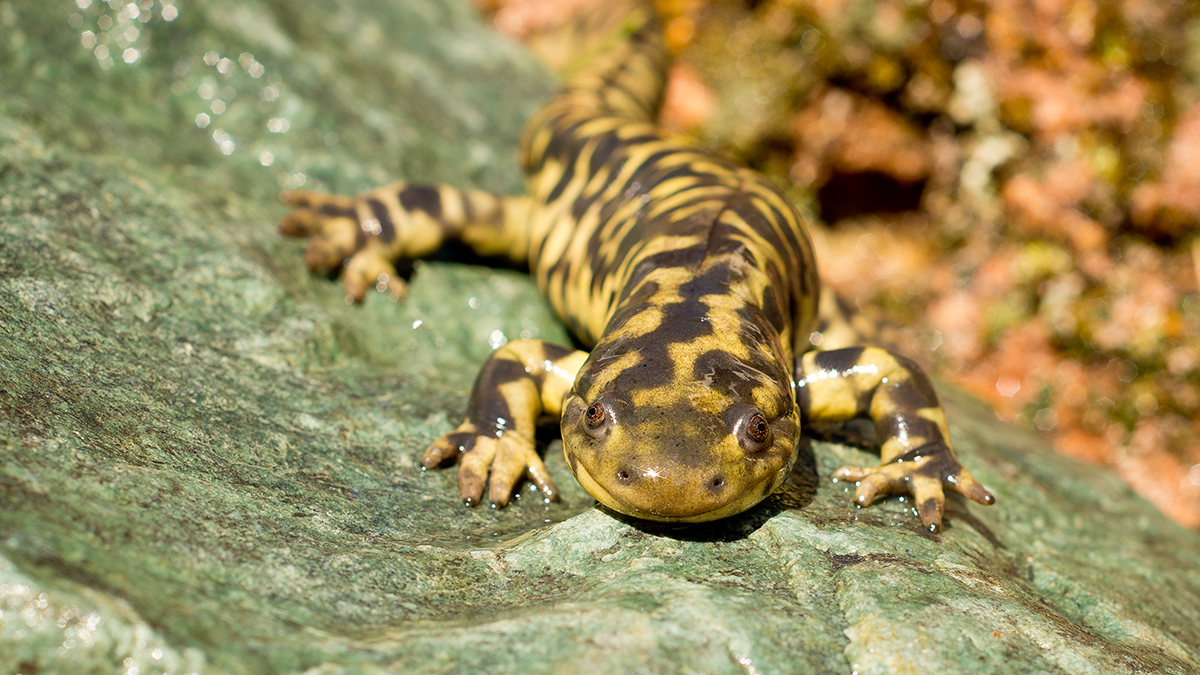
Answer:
[277,189,409,303]
[834,444,995,532]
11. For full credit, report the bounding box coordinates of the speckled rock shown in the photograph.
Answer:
[1,1,1199,674]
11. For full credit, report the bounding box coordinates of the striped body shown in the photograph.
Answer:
[277,0,994,530]
[513,7,819,520]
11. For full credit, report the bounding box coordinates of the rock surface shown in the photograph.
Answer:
[1,1,1199,674]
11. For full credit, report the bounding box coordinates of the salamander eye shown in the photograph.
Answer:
[580,396,614,439]
[584,401,607,429]
[747,413,769,443]
[735,408,772,451]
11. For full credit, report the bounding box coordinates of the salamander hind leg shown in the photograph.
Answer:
[278,184,531,303]
[796,347,995,532]
[421,340,588,508]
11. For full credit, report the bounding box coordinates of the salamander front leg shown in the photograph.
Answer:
[277,183,531,303]
[423,340,588,507]
[795,347,995,532]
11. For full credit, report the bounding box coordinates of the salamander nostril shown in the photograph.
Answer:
[616,469,631,481]
[710,476,725,489]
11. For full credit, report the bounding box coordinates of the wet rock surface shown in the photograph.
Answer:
[1,1,1199,673]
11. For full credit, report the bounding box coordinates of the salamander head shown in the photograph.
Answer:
[561,330,800,523]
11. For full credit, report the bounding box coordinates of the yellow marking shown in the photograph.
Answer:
[560,207,602,273]
[466,194,530,260]
[438,185,464,224]
[880,435,930,461]
[917,408,952,448]
[646,184,734,218]
[541,350,589,414]
[493,378,539,436]
[805,380,859,420]
[386,200,439,259]
[581,349,640,397]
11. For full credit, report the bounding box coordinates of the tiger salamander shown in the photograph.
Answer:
[276,0,995,531]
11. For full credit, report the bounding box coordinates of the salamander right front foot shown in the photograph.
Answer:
[422,423,560,508]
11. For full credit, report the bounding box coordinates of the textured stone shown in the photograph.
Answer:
[1,1,1199,674]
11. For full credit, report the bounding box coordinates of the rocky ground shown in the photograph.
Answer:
[2,0,1199,673]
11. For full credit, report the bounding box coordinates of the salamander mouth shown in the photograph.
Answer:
[569,457,779,523]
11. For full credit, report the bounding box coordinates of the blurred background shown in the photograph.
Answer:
[478,0,1200,530]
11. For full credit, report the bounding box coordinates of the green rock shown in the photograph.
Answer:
[1,1,1198,674]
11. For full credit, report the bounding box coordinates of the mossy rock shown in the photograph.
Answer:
[1,1,1198,673]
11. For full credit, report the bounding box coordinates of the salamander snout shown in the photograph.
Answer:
[599,462,734,519]
[612,465,724,492]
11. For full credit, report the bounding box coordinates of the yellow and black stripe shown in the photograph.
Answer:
[276,0,993,531]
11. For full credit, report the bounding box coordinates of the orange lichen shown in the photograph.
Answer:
[1131,105,1200,237]
[659,62,718,134]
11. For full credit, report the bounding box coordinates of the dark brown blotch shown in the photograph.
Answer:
[398,184,443,219]
[879,414,944,449]
[813,347,866,375]
[918,497,942,532]
[547,154,577,203]
[466,359,523,431]
[694,350,771,404]
[366,197,396,243]
[890,355,941,406]
[318,203,356,218]
[588,129,623,177]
